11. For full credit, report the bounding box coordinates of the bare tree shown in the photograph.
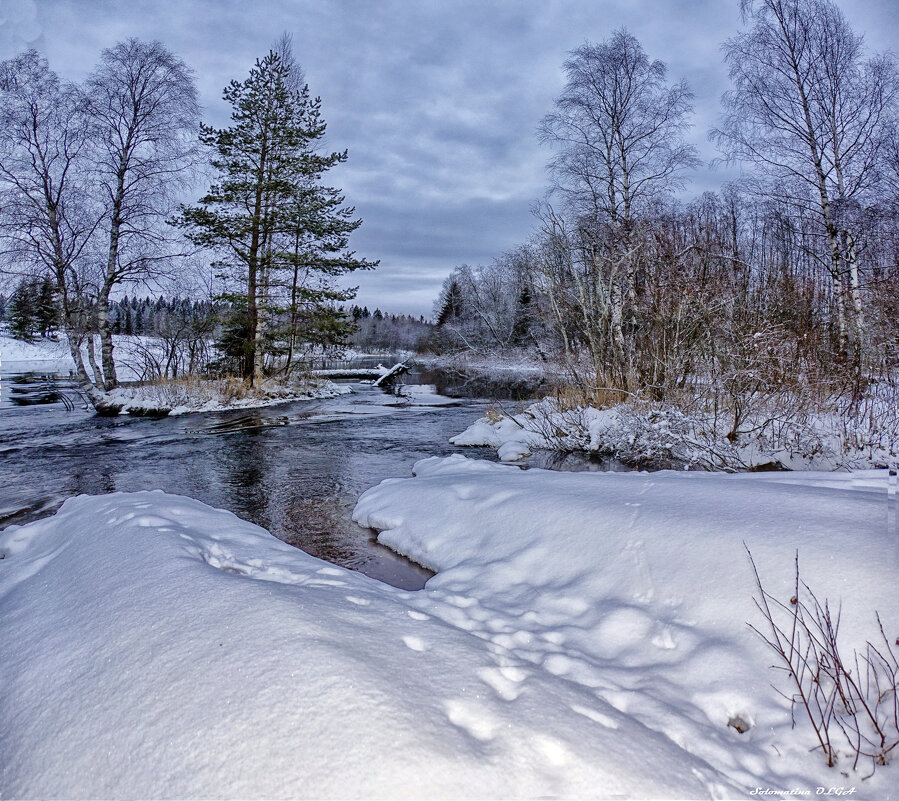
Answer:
[713,0,899,361]
[0,50,106,404]
[84,38,201,389]
[539,29,699,389]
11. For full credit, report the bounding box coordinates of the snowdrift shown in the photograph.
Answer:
[354,457,899,798]
[1,490,735,799]
[1,461,896,798]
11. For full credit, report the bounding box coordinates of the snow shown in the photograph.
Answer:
[102,377,351,415]
[1,489,736,800]
[2,459,896,797]
[452,397,899,470]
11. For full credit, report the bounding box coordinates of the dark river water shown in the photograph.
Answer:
[0,374,505,589]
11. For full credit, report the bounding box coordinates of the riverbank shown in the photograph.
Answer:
[0,332,146,379]
[100,375,352,416]
[1,457,895,798]
[452,395,899,471]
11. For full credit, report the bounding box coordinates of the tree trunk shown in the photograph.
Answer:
[96,280,117,389]
[844,230,865,349]
[85,335,105,390]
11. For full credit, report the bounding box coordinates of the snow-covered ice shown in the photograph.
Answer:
[1,458,896,798]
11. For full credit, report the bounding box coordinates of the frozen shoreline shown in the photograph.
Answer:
[101,377,352,415]
[452,396,899,471]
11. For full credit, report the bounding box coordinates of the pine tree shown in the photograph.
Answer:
[436,279,465,326]
[178,47,375,381]
[8,281,38,341]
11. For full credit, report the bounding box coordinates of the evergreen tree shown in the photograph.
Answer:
[510,284,534,347]
[8,280,38,341]
[436,278,465,326]
[32,277,58,337]
[177,47,375,381]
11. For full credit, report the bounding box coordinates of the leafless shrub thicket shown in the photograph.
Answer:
[747,548,899,776]
[430,2,899,465]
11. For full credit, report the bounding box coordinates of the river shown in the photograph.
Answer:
[1,373,509,588]
[1,370,625,590]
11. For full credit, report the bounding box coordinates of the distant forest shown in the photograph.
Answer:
[0,281,433,354]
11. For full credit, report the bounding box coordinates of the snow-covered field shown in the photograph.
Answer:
[0,333,77,376]
[1,458,895,798]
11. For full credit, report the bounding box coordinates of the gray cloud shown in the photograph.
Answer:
[9,0,898,315]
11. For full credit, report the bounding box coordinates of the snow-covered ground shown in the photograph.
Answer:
[453,397,899,470]
[1,459,895,798]
[0,333,153,381]
[103,377,352,415]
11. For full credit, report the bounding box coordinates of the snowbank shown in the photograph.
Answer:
[354,457,899,798]
[452,397,899,470]
[1,490,736,800]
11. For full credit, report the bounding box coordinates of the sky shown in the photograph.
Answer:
[2,0,898,316]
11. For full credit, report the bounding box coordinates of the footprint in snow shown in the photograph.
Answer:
[477,665,525,701]
[443,698,498,742]
[402,635,429,652]
[406,610,430,621]
[569,703,619,729]
[345,595,370,606]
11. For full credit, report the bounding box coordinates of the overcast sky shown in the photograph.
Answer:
[2,0,898,316]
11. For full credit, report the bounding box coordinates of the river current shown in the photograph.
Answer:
[0,374,508,589]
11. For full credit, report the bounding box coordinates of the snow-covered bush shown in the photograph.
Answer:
[453,386,899,471]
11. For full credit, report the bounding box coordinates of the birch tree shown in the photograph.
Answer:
[84,38,200,389]
[539,29,698,388]
[0,50,107,403]
[713,0,898,360]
